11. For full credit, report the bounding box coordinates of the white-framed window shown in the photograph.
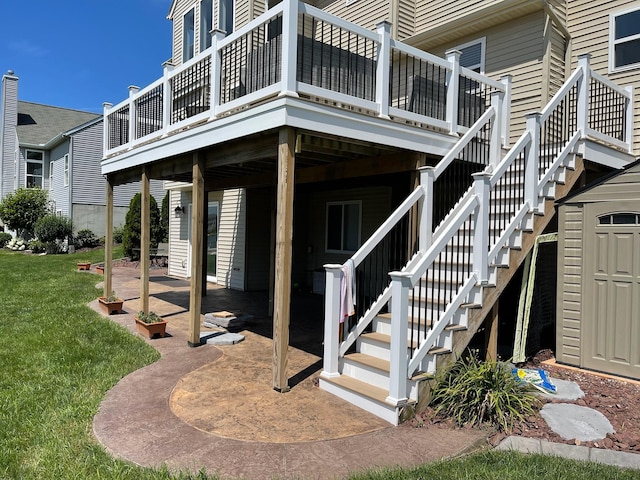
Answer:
[454,38,485,93]
[49,161,54,190]
[183,8,195,62]
[200,0,213,50]
[25,150,44,188]
[219,0,234,35]
[326,201,361,253]
[63,154,69,187]
[609,7,640,72]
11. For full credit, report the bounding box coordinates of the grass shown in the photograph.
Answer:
[0,248,638,479]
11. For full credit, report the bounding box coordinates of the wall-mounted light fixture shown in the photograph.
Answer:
[174,205,185,215]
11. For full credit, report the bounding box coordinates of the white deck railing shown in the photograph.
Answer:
[103,0,509,157]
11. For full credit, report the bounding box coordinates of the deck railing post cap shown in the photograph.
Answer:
[578,53,592,61]
[445,49,462,57]
[524,111,542,120]
[471,171,492,180]
[500,74,513,81]
[102,102,113,109]
[128,85,140,93]
[376,19,392,29]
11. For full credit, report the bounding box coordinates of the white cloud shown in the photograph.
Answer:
[10,40,48,57]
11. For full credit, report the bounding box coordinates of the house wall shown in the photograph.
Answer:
[49,141,71,215]
[0,74,18,199]
[315,0,392,34]
[168,187,246,290]
[567,0,640,155]
[415,0,507,33]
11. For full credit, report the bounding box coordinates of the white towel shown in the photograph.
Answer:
[340,259,356,323]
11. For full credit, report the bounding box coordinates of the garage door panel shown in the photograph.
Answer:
[613,233,634,277]
[594,233,608,275]
[610,281,633,365]
[591,279,608,360]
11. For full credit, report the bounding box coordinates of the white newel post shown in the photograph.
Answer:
[210,29,226,120]
[387,272,411,405]
[471,172,490,285]
[625,85,634,153]
[446,49,461,136]
[524,112,541,212]
[500,75,512,148]
[102,102,112,154]
[161,61,174,136]
[418,166,435,252]
[577,54,591,137]
[128,85,139,148]
[376,21,391,119]
[489,90,504,169]
[322,264,343,378]
[280,0,299,98]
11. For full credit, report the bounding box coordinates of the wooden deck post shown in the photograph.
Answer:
[141,166,150,314]
[104,175,114,297]
[485,301,499,362]
[188,152,205,347]
[273,127,295,392]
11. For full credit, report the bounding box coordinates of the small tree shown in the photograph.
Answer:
[34,214,73,254]
[160,191,169,243]
[0,188,50,239]
[122,193,161,261]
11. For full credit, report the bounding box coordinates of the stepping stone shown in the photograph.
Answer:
[536,378,584,401]
[204,312,252,330]
[540,403,614,442]
[201,332,245,345]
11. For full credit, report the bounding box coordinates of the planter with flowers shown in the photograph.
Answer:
[98,292,124,315]
[134,311,168,339]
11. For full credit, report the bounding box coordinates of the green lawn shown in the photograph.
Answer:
[0,249,638,479]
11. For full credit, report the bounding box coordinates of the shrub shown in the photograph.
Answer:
[34,214,73,254]
[429,354,540,432]
[112,225,125,244]
[122,193,161,261]
[0,188,50,239]
[75,229,100,249]
[0,232,12,248]
[160,191,169,243]
[28,239,46,253]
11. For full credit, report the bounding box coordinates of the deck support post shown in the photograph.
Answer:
[188,152,205,347]
[104,175,114,297]
[446,49,461,136]
[141,165,150,314]
[273,127,295,392]
[471,172,491,285]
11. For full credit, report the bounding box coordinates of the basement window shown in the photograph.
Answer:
[326,201,361,253]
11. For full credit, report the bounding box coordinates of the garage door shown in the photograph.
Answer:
[584,206,640,379]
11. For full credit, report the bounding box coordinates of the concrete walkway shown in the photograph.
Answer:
[91,265,640,478]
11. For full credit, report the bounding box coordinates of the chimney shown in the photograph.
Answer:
[1,70,19,199]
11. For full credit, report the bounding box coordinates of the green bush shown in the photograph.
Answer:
[122,193,161,261]
[34,214,73,254]
[28,239,46,253]
[429,354,540,432]
[0,232,12,248]
[0,187,50,239]
[112,225,124,244]
[75,229,100,249]
[160,191,169,243]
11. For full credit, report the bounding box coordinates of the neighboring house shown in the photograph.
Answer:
[101,0,637,424]
[556,159,640,380]
[0,72,165,238]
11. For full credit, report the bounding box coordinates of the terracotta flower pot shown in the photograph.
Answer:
[96,265,104,275]
[134,316,168,339]
[77,262,91,271]
[98,297,124,315]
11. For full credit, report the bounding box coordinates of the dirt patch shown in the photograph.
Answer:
[408,350,640,455]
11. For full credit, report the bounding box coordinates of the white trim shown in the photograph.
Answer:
[24,149,44,189]
[183,7,196,63]
[325,200,362,254]
[206,200,219,282]
[609,6,640,73]
[63,154,69,187]
[453,37,486,75]
[49,161,54,191]
[200,0,213,52]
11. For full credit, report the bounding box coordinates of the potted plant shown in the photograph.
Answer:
[95,263,104,275]
[77,261,91,271]
[134,311,168,339]
[98,292,124,315]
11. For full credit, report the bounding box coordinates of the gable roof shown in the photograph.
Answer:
[16,101,100,149]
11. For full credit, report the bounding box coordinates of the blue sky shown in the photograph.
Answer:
[1,0,173,113]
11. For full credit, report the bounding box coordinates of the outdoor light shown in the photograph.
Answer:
[174,205,185,215]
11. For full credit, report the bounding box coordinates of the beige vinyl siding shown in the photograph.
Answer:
[306,186,391,272]
[396,0,415,40]
[568,0,640,155]
[568,167,640,202]
[415,0,506,33]
[548,23,568,99]
[430,12,547,144]
[217,188,246,290]
[556,206,584,366]
[253,0,265,19]
[234,0,250,29]
[172,0,197,65]
[315,0,392,32]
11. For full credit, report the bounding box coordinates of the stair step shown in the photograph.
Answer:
[346,352,390,373]
[428,346,451,355]
[321,374,391,405]
[361,331,418,349]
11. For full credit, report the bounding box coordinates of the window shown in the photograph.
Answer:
[63,154,69,187]
[13,150,18,189]
[25,150,43,188]
[49,161,54,190]
[455,38,485,91]
[326,201,361,253]
[219,0,234,35]
[201,0,213,51]
[183,8,195,62]
[610,7,640,72]
[598,213,640,225]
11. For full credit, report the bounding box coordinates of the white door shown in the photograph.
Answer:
[187,201,219,282]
